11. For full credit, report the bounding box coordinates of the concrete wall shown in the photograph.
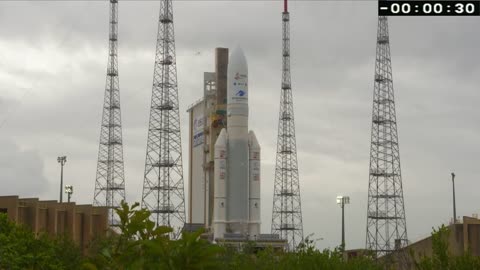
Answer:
[405,218,480,258]
[383,216,480,270]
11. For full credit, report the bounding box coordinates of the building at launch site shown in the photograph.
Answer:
[186,47,286,248]
[0,195,108,254]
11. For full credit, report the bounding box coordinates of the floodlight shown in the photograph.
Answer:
[336,196,343,205]
[65,185,73,194]
[57,156,67,164]
[336,195,350,206]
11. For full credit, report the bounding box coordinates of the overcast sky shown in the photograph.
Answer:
[0,0,479,251]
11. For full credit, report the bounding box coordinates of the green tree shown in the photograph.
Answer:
[85,202,223,270]
[85,202,172,269]
[0,213,83,270]
[160,229,223,270]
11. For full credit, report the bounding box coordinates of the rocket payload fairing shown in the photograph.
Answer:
[213,48,261,240]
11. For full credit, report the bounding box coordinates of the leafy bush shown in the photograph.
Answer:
[0,213,83,270]
[84,202,381,270]
[11,203,479,270]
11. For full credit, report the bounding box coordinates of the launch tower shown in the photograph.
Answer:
[365,16,408,257]
[187,48,228,228]
[141,0,186,236]
[93,0,126,227]
[271,0,304,250]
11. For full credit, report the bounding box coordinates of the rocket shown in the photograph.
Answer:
[213,47,261,240]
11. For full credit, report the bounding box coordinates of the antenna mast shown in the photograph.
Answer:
[141,0,186,237]
[366,16,408,257]
[93,0,126,227]
[271,0,304,250]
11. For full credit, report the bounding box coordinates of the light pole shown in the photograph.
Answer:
[57,156,67,203]
[451,172,456,224]
[65,185,73,203]
[336,195,350,250]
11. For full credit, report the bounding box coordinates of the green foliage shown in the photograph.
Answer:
[86,202,171,269]
[86,201,223,270]
[217,236,381,270]
[0,202,379,270]
[14,203,480,270]
[85,202,381,270]
[161,229,223,270]
[0,213,83,270]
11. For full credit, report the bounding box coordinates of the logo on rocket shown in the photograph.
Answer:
[234,72,247,81]
[236,90,246,97]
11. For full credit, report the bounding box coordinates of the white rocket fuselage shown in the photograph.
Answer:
[213,48,261,240]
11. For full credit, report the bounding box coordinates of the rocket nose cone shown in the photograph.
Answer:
[228,46,248,106]
[248,131,260,149]
[230,47,247,70]
[215,128,228,147]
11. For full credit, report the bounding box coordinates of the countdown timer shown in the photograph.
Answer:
[379,1,480,16]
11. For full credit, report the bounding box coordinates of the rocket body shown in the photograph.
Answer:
[213,48,261,240]
[226,48,249,234]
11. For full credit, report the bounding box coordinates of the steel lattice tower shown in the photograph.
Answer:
[93,0,126,227]
[271,0,304,250]
[141,0,185,236]
[366,16,408,257]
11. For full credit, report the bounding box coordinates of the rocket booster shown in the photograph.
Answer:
[213,48,261,240]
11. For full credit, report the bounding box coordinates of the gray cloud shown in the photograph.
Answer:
[0,138,50,197]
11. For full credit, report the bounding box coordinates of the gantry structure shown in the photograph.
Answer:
[271,0,304,250]
[366,16,408,257]
[93,0,126,227]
